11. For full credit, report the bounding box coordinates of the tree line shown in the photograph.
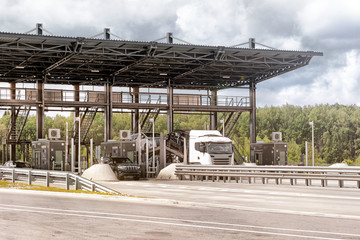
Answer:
[1,104,360,165]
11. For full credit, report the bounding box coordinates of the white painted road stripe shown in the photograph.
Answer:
[0,203,358,239]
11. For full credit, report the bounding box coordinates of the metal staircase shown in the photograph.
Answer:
[7,106,31,143]
[231,136,249,164]
[217,111,242,137]
[73,106,98,144]
[140,95,161,132]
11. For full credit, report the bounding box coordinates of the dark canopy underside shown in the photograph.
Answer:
[0,32,322,89]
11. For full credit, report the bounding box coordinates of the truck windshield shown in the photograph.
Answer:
[207,143,232,154]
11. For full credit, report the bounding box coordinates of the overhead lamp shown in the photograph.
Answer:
[15,66,25,69]
[222,75,230,79]
[91,69,100,73]
[159,73,167,76]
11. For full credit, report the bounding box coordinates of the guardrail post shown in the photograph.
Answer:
[91,183,95,192]
[66,174,70,190]
[338,179,344,188]
[321,179,325,187]
[28,170,32,185]
[12,168,15,183]
[290,178,293,185]
[75,177,79,190]
[46,171,50,187]
[357,179,360,189]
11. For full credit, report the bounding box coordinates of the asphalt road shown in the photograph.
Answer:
[0,181,360,239]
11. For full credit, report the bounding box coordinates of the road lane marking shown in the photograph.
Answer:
[0,203,358,239]
[0,206,349,240]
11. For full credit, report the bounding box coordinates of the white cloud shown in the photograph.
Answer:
[259,49,360,106]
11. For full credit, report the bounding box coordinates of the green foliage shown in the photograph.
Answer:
[3,104,360,165]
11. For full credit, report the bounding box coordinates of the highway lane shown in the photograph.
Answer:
[0,189,360,239]
[99,180,360,219]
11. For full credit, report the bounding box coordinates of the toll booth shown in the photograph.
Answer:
[250,142,288,165]
[32,139,66,170]
[101,140,145,176]
[101,140,137,162]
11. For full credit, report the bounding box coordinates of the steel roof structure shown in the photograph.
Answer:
[0,32,322,89]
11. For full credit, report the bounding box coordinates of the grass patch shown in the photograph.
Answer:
[0,180,120,196]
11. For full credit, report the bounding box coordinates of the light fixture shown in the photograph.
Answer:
[159,73,167,76]
[91,69,100,73]
[222,75,230,79]
[15,66,25,69]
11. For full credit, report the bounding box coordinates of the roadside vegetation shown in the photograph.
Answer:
[1,103,360,166]
[0,180,119,195]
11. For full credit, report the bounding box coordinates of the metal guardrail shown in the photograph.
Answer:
[175,165,360,188]
[0,168,117,194]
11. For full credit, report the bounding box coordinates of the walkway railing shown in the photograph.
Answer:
[0,168,117,194]
[175,165,360,188]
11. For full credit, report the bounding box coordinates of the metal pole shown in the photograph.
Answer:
[78,118,81,174]
[305,141,308,166]
[151,118,155,172]
[90,138,93,167]
[71,138,74,172]
[65,122,68,171]
[311,122,315,166]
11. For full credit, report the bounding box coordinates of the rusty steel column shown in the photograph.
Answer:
[249,82,256,144]
[36,81,45,140]
[10,82,16,161]
[74,84,80,170]
[104,83,112,141]
[210,89,217,130]
[132,87,139,134]
[167,84,173,133]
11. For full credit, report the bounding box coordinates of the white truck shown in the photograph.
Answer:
[167,130,234,165]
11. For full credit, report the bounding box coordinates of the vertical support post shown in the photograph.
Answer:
[66,173,69,190]
[74,84,80,171]
[249,38,255,49]
[210,90,217,130]
[167,83,173,133]
[249,82,256,144]
[36,81,45,140]
[46,171,50,187]
[159,132,165,170]
[90,138,93,167]
[132,87,139,134]
[36,23,43,35]
[167,32,173,44]
[78,117,81,174]
[65,122,68,171]
[104,83,113,141]
[28,170,32,185]
[104,28,110,40]
[71,138,75,172]
[12,168,15,183]
[10,82,16,162]
[305,141,308,166]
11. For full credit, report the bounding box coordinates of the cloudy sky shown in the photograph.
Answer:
[1,0,360,107]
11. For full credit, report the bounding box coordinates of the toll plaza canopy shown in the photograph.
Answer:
[0,32,323,89]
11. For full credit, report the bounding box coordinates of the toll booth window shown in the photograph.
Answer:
[112,146,119,156]
[127,151,134,162]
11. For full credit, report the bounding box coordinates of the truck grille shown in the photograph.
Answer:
[125,166,139,172]
[212,157,230,165]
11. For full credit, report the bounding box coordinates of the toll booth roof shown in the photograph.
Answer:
[0,31,322,89]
